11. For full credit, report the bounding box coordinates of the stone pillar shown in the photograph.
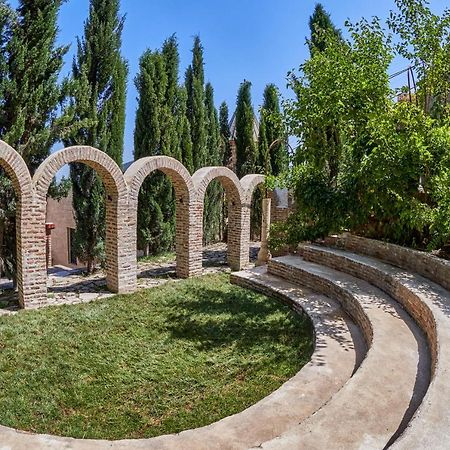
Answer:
[45,223,55,268]
[17,195,48,308]
[256,197,272,266]
[109,194,137,294]
[228,200,250,271]
[176,197,203,278]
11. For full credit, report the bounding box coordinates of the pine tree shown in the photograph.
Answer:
[235,80,257,178]
[185,36,207,171]
[258,84,287,176]
[65,0,127,273]
[219,101,231,166]
[134,35,183,255]
[308,3,342,54]
[203,82,222,243]
[0,0,68,281]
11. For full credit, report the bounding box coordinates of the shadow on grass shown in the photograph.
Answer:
[164,284,313,353]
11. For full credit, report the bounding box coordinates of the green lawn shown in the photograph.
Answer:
[0,273,313,440]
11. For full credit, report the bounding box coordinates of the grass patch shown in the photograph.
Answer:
[0,273,313,440]
[138,251,176,264]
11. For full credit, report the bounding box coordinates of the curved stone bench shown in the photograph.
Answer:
[258,256,429,449]
[0,268,360,450]
[299,242,450,449]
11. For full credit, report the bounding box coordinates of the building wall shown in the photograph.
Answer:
[46,191,81,267]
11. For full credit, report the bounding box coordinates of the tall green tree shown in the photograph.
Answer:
[308,3,342,54]
[219,101,231,166]
[65,0,127,272]
[185,36,207,171]
[235,80,257,178]
[0,0,68,281]
[203,82,222,243]
[258,84,287,176]
[134,35,183,255]
[297,3,342,184]
[176,86,193,173]
[184,37,224,244]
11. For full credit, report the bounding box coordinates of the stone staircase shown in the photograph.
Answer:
[230,237,450,449]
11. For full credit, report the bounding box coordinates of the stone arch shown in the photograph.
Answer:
[240,174,266,205]
[33,146,134,295]
[192,167,246,271]
[0,140,42,308]
[124,156,198,278]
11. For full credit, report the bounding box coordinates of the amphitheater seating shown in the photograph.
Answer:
[230,235,450,449]
[3,234,449,449]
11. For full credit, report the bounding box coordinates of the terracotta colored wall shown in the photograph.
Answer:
[46,191,79,267]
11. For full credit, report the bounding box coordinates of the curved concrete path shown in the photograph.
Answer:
[0,268,360,450]
[299,244,450,449]
[258,256,430,449]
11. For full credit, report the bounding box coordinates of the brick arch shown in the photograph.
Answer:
[33,146,127,199]
[192,166,244,206]
[124,156,198,279]
[192,167,247,271]
[240,174,266,205]
[0,140,33,196]
[32,146,134,295]
[0,140,43,308]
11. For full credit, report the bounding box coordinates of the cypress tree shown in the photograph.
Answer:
[0,0,68,281]
[258,83,287,176]
[235,80,257,178]
[65,0,127,273]
[305,3,341,184]
[203,82,222,243]
[176,86,193,173]
[219,101,231,167]
[308,3,342,54]
[134,35,183,255]
[185,36,207,171]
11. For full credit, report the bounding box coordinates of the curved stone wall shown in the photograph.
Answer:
[0,141,266,308]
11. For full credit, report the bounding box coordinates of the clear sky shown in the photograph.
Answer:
[9,0,450,164]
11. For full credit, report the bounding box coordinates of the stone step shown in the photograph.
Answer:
[298,243,450,449]
[260,256,429,449]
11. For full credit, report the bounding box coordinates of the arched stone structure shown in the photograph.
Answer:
[0,141,42,308]
[0,140,268,308]
[192,167,248,271]
[33,146,134,295]
[240,174,266,266]
[124,156,199,279]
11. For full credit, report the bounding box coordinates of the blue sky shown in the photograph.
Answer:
[10,0,450,164]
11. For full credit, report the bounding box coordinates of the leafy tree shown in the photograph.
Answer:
[65,0,127,273]
[274,17,393,248]
[235,80,257,178]
[0,0,68,281]
[258,84,287,176]
[388,0,450,118]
